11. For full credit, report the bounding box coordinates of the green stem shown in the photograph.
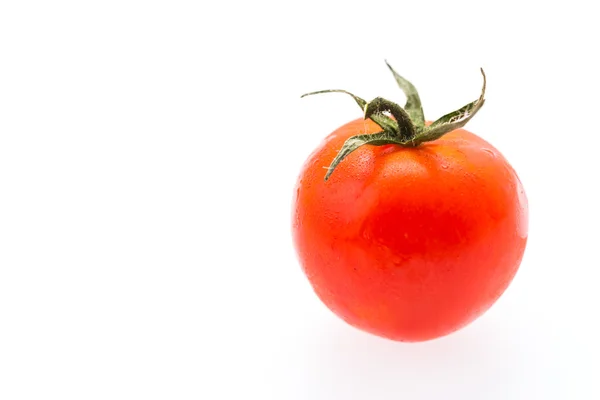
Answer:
[301,90,399,134]
[363,97,416,142]
[301,62,487,180]
[385,60,425,129]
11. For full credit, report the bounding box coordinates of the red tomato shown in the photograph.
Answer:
[293,65,528,342]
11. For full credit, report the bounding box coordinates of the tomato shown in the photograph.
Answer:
[292,63,528,342]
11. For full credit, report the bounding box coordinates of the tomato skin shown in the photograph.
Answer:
[292,118,528,342]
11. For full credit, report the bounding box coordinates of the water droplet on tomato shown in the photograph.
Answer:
[390,252,409,268]
[482,148,496,157]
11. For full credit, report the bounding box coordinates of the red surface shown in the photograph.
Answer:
[292,118,528,342]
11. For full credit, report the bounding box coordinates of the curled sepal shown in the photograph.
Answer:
[301,89,366,108]
[414,69,487,145]
[301,89,398,134]
[385,60,425,128]
[364,97,416,141]
[325,131,402,180]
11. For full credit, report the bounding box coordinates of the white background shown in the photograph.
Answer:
[1,1,598,399]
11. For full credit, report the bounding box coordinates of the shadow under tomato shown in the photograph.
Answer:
[296,318,544,400]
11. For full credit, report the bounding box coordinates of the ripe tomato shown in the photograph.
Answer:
[292,63,528,342]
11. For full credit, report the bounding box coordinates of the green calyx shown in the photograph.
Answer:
[301,61,487,180]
